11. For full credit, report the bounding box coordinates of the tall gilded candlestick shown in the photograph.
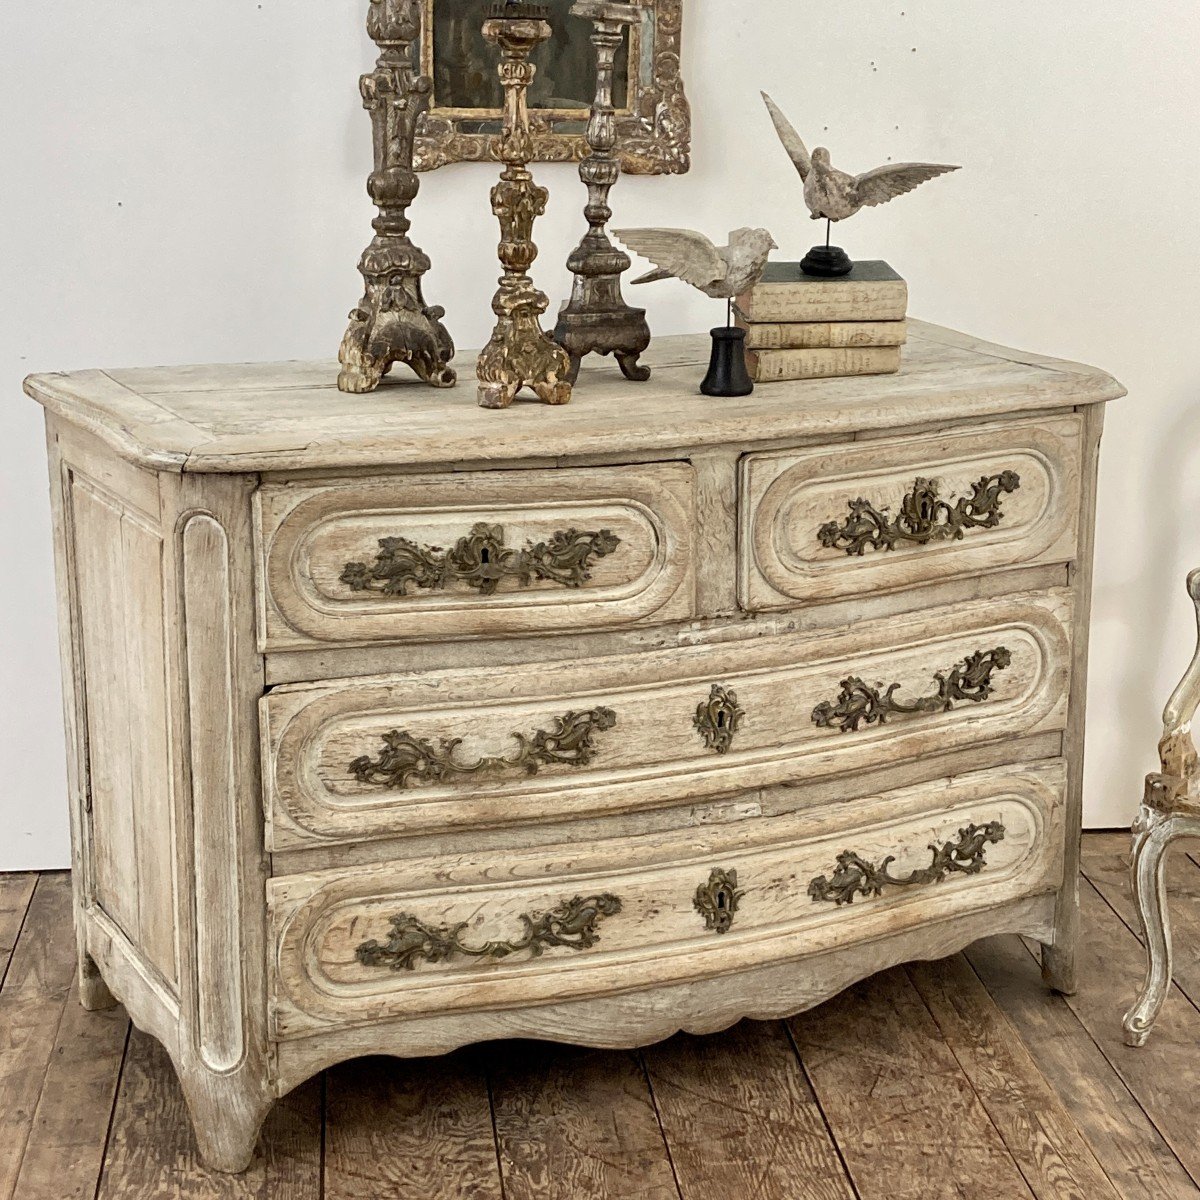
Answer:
[476,2,573,409]
[339,0,456,394]
[553,1,651,383]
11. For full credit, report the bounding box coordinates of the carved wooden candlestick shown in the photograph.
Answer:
[553,1,651,384]
[338,0,456,395]
[476,4,573,409]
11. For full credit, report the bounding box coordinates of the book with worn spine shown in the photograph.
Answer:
[745,345,902,382]
[734,314,907,350]
[736,260,908,324]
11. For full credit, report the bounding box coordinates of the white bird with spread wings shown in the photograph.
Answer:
[613,227,778,301]
[762,92,960,223]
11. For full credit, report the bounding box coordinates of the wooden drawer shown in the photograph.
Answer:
[262,589,1072,850]
[739,415,1082,611]
[254,463,696,650]
[268,760,1065,1037]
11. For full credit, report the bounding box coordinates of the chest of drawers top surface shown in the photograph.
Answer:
[23,324,1123,475]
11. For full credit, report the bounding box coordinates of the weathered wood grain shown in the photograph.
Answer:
[907,955,1117,1200]
[1042,400,1106,995]
[0,874,77,1200]
[324,1053,502,1200]
[11,840,1200,1197]
[22,326,1125,475]
[96,1026,321,1200]
[966,934,1199,1200]
[263,592,1072,850]
[270,894,1057,1096]
[791,967,1036,1200]
[10,978,129,1200]
[644,1021,854,1200]
[0,872,36,989]
[1084,832,1200,1004]
[490,1041,680,1200]
[1029,877,1200,1188]
[269,763,1064,1037]
[740,414,1082,611]
[255,463,696,650]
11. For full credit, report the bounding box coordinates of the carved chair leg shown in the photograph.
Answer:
[1123,806,1200,1046]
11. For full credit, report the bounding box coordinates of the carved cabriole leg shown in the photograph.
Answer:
[160,472,275,1172]
[1041,402,1105,994]
[43,418,118,1012]
[1122,798,1200,1046]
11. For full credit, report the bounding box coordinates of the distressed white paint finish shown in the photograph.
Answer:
[263,589,1072,849]
[273,893,1060,1096]
[268,761,1064,1038]
[28,326,1113,1171]
[182,515,245,1073]
[255,462,696,649]
[63,467,177,987]
[21,327,1123,476]
[740,414,1083,610]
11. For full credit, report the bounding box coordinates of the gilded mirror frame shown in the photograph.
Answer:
[413,0,690,175]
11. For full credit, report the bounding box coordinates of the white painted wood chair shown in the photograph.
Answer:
[1124,569,1200,1045]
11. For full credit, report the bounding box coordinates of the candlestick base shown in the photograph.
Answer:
[477,281,574,409]
[339,243,456,393]
[700,326,754,398]
[800,244,854,278]
[553,303,652,385]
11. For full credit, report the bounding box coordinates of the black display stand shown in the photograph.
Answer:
[701,326,754,397]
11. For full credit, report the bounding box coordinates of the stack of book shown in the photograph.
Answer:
[734,261,908,383]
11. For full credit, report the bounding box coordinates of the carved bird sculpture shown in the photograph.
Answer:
[614,227,779,300]
[762,92,960,223]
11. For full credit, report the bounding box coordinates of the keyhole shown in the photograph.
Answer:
[480,548,491,564]
[716,890,729,912]
[717,712,727,729]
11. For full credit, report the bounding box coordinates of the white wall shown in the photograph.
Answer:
[2,1,1196,868]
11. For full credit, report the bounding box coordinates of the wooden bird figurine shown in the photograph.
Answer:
[614,227,778,300]
[762,92,960,223]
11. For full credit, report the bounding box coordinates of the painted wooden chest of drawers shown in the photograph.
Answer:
[25,325,1123,1171]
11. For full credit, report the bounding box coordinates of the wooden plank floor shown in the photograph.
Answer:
[4,833,1199,1200]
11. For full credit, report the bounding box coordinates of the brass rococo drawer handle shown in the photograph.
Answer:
[694,684,745,755]
[356,894,624,971]
[808,821,1006,906]
[817,472,1021,557]
[350,707,618,790]
[694,868,744,934]
[340,522,621,596]
[812,646,1012,735]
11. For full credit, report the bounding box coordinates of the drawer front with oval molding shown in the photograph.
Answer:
[255,463,696,650]
[262,589,1072,850]
[267,761,1065,1038]
[739,415,1083,611]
